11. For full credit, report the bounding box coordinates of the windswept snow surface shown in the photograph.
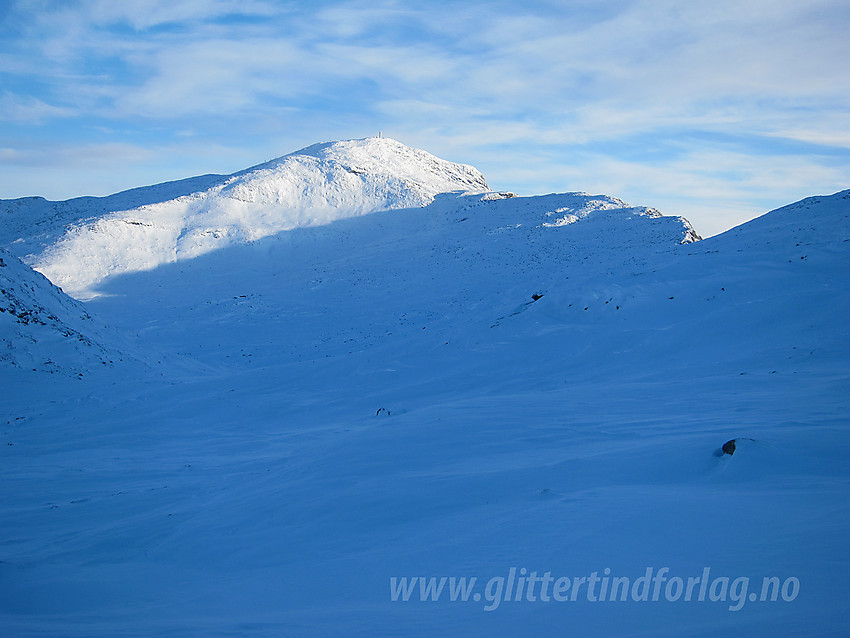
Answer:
[0,140,848,637]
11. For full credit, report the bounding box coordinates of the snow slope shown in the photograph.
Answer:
[0,137,489,299]
[0,248,126,377]
[0,141,848,637]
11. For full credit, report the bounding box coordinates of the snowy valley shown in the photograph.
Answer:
[1,138,848,636]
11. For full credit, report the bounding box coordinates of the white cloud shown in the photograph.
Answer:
[111,38,312,117]
[0,92,77,123]
[8,0,850,140]
[0,141,156,168]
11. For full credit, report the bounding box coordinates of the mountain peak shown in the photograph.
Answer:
[2,138,489,298]
[221,136,489,209]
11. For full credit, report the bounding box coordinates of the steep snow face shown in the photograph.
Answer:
[1,138,488,299]
[0,248,121,377]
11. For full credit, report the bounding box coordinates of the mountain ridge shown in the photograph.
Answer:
[0,137,697,300]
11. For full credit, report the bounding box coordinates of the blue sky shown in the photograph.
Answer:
[1,0,848,236]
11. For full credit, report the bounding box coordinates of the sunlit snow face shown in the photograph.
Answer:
[20,138,491,298]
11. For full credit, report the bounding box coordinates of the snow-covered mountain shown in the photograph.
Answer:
[0,141,848,637]
[0,138,490,298]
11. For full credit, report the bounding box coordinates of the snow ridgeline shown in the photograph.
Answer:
[5,138,489,299]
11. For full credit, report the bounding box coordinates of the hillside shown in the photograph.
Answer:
[0,141,847,637]
[0,248,124,377]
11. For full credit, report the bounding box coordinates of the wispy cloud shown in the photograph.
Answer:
[0,92,77,123]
